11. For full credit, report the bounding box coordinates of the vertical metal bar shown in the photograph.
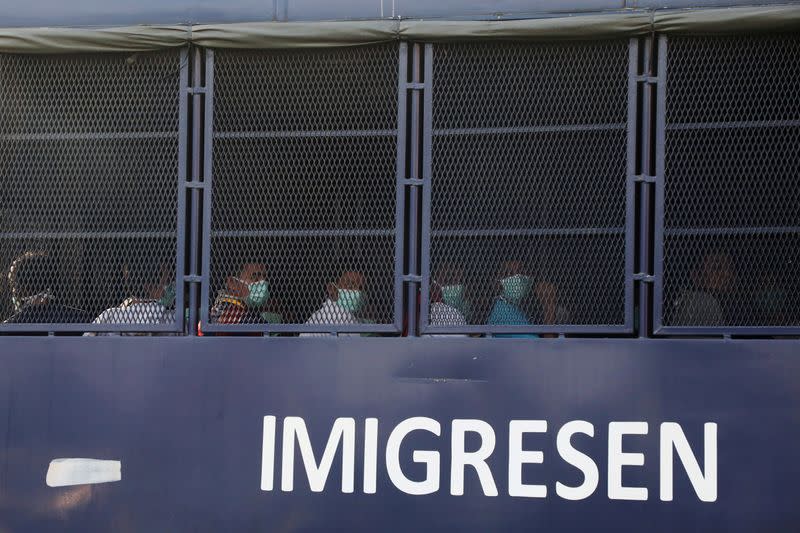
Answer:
[404,43,422,336]
[639,37,654,338]
[652,35,668,334]
[393,42,408,333]
[625,38,638,335]
[174,47,189,334]
[188,47,203,335]
[199,49,215,329]
[418,43,434,334]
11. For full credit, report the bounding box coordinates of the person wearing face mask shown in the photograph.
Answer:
[84,263,176,336]
[208,262,278,326]
[487,260,557,338]
[427,265,468,334]
[300,270,366,337]
[672,251,734,327]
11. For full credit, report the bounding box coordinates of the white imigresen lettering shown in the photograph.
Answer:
[261,417,717,502]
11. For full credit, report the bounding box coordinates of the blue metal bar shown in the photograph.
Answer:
[405,42,422,337]
[199,49,215,330]
[422,324,631,335]
[652,35,669,334]
[431,227,625,238]
[198,322,399,334]
[665,227,800,236]
[214,129,397,139]
[173,46,189,335]
[0,323,183,334]
[0,232,175,240]
[433,123,626,136]
[418,43,434,334]
[667,119,800,131]
[187,46,203,336]
[211,229,394,238]
[626,37,639,337]
[656,325,800,336]
[0,131,177,141]
[396,42,411,336]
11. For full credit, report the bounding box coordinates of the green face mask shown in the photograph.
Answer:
[245,280,270,308]
[441,284,465,311]
[500,274,532,303]
[159,283,176,308]
[337,288,364,314]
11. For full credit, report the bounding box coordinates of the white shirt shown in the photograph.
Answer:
[300,299,360,337]
[427,301,468,337]
[83,301,175,336]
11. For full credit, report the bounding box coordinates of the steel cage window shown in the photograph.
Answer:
[199,44,406,335]
[653,34,800,336]
[0,49,189,334]
[419,39,636,335]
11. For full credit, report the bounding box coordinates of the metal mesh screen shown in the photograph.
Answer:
[0,51,183,331]
[426,41,630,331]
[207,45,401,331]
[659,35,800,330]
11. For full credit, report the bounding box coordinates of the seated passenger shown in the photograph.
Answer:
[487,260,557,338]
[209,262,279,325]
[301,270,365,337]
[84,265,176,336]
[672,251,734,326]
[429,265,468,330]
[3,250,92,324]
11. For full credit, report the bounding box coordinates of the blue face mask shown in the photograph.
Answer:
[440,284,465,311]
[500,274,532,303]
[242,279,269,308]
[337,288,364,314]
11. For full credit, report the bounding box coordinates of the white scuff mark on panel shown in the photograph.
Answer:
[46,458,121,487]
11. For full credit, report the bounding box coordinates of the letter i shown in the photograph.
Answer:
[261,416,277,491]
[364,418,378,494]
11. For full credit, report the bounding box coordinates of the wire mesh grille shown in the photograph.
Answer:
[0,51,183,330]
[660,34,800,329]
[427,40,630,330]
[208,45,400,331]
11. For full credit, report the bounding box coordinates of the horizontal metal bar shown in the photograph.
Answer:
[403,274,422,282]
[0,131,178,142]
[420,324,632,335]
[187,87,208,94]
[184,182,206,189]
[431,227,625,238]
[633,273,655,282]
[664,226,800,237]
[211,229,393,238]
[632,174,656,183]
[184,275,202,283]
[199,322,400,334]
[214,129,397,140]
[406,82,425,90]
[0,323,182,333]
[0,231,176,240]
[433,123,626,136]
[634,75,659,84]
[666,119,800,131]
[402,178,424,186]
[656,325,800,337]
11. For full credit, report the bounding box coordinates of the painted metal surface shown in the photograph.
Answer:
[0,336,797,531]
[2,0,797,27]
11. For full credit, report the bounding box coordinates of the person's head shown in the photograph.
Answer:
[327,270,365,314]
[143,264,176,307]
[7,250,52,311]
[431,264,465,309]
[496,260,533,303]
[226,262,269,308]
[692,252,734,292]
